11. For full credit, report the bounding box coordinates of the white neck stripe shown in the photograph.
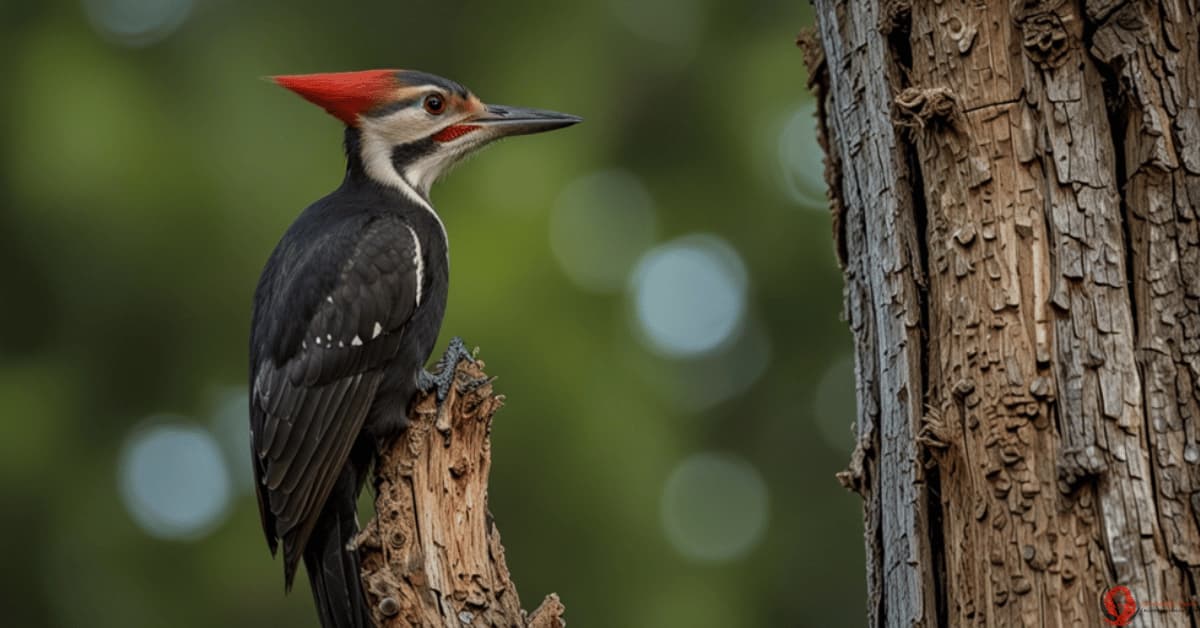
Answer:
[360,132,432,210]
[358,129,449,252]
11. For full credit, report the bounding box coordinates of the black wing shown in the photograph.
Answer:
[249,212,420,584]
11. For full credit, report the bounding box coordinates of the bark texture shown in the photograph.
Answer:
[806,0,1200,625]
[354,356,565,628]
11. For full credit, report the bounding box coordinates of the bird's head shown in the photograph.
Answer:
[273,69,580,199]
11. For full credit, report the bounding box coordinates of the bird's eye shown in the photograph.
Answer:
[423,94,446,115]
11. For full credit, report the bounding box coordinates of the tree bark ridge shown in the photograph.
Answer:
[808,2,936,624]
[1090,0,1200,591]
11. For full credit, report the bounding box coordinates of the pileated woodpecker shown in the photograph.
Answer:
[249,69,579,628]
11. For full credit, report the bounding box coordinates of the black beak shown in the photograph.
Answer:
[473,104,582,137]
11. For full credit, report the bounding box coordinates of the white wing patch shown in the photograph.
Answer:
[372,321,383,339]
[405,224,424,306]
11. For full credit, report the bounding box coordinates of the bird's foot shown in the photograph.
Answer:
[416,368,441,398]
[416,368,456,403]
[418,337,476,402]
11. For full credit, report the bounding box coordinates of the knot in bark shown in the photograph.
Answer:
[1021,13,1071,69]
[894,86,958,129]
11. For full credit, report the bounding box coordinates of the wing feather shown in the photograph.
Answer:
[250,213,422,581]
[275,376,356,494]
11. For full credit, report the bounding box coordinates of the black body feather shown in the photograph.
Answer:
[249,127,448,627]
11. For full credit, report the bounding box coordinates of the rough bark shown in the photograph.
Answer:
[354,355,565,628]
[806,0,1200,625]
[802,4,935,625]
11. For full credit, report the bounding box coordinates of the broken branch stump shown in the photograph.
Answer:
[354,355,565,628]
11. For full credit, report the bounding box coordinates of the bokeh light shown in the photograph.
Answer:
[777,102,828,209]
[82,0,193,47]
[550,170,658,293]
[630,234,748,358]
[661,452,769,562]
[118,420,231,540]
[813,354,856,453]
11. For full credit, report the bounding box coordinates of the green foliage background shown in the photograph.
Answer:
[0,1,865,626]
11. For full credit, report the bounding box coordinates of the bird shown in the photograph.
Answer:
[248,69,580,628]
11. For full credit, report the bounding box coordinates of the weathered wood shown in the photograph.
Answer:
[808,0,1200,625]
[1090,0,1200,593]
[807,1,934,624]
[354,356,564,628]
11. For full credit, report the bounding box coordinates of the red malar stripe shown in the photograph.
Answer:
[432,124,480,142]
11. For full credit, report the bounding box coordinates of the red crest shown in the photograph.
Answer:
[272,70,400,126]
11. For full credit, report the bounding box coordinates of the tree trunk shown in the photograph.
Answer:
[354,354,565,628]
[804,1,1200,625]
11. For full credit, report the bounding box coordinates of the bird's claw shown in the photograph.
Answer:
[462,374,492,394]
[419,337,475,402]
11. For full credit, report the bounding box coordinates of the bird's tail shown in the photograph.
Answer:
[303,489,374,628]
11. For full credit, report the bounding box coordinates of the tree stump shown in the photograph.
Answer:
[354,355,565,627]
